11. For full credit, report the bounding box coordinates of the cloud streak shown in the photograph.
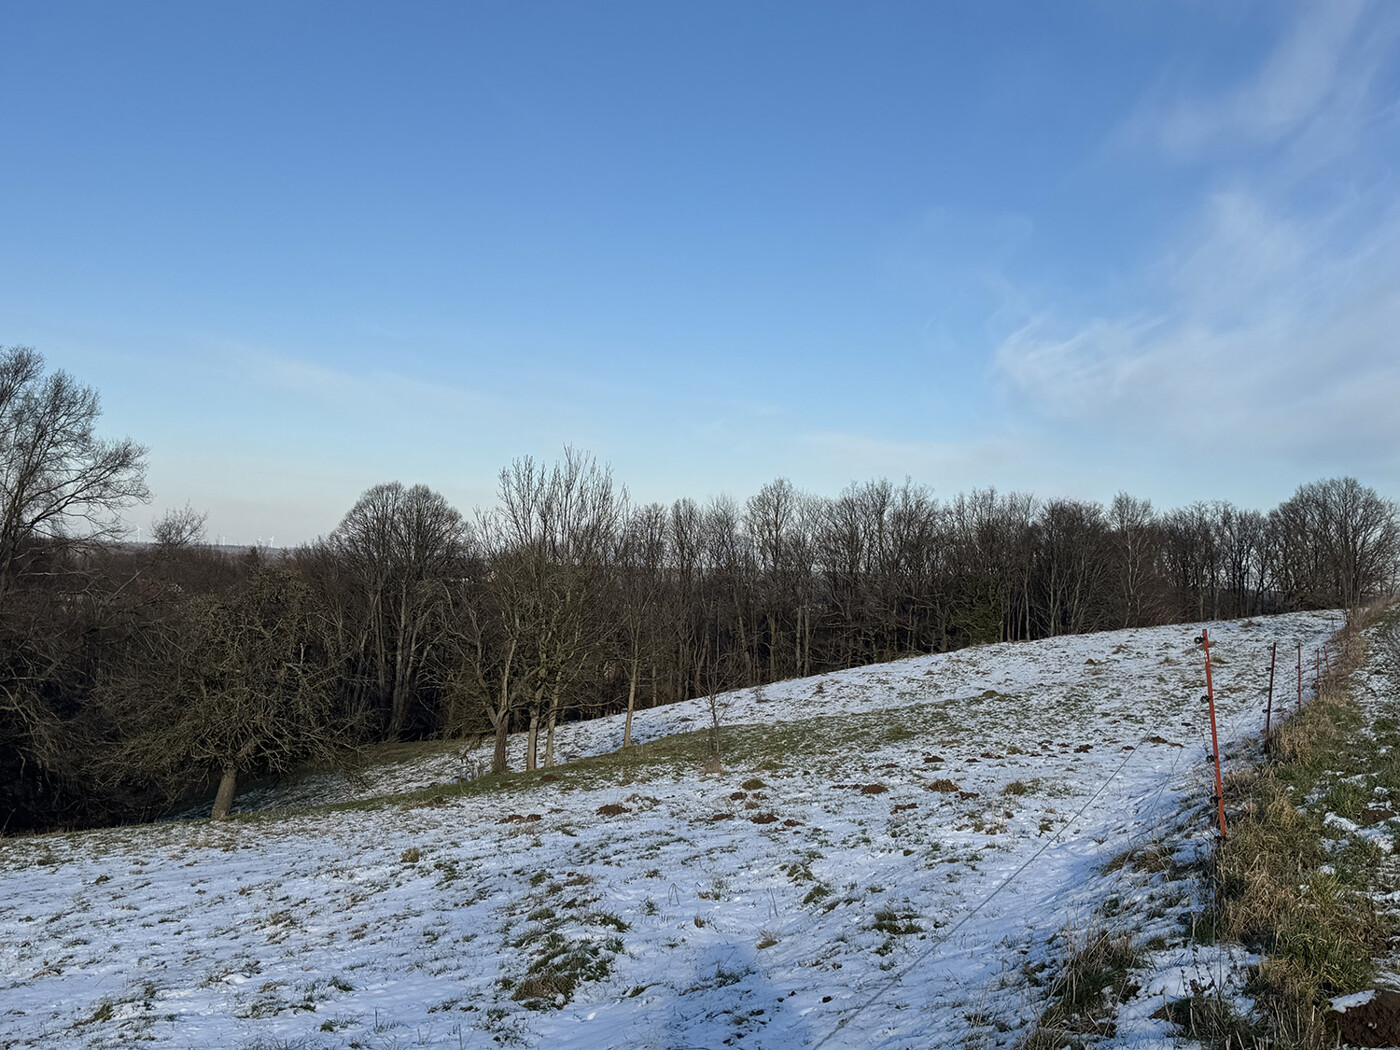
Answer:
[995,193,1400,461]
[996,2,1400,479]
[1144,0,1374,160]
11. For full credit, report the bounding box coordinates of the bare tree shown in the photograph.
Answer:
[467,449,623,772]
[532,451,622,768]
[882,479,946,656]
[668,496,706,701]
[947,489,1038,644]
[1214,503,1269,617]
[616,502,667,747]
[323,481,467,739]
[446,538,525,774]
[814,482,877,667]
[1163,503,1222,621]
[0,346,148,597]
[1108,492,1159,628]
[700,639,740,773]
[700,494,757,684]
[1034,498,1109,637]
[151,502,209,551]
[1274,478,1400,610]
[95,568,350,819]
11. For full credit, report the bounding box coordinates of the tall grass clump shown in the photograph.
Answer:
[1206,604,1396,1048]
[1018,924,1141,1047]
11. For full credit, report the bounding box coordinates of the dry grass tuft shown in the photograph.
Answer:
[1018,924,1141,1047]
[1202,604,1396,1048]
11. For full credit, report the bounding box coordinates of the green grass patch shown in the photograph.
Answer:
[225,699,964,828]
[1204,605,1400,1048]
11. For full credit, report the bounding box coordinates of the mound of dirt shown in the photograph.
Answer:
[1330,989,1400,1047]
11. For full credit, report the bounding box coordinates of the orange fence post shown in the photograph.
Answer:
[1196,628,1228,839]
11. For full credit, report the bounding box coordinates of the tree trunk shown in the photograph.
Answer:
[489,637,517,774]
[794,607,803,677]
[768,612,778,681]
[623,652,639,748]
[543,687,560,768]
[525,708,539,771]
[492,717,509,775]
[799,605,810,677]
[389,587,417,740]
[211,762,238,820]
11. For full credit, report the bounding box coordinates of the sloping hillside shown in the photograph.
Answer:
[0,611,1342,1049]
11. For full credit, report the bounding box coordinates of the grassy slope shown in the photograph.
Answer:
[1198,603,1400,1048]
[0,611,1348,1050]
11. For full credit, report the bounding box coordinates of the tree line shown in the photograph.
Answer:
[3,345,1397,832]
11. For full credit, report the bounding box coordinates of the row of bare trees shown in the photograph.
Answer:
[289,462,1400,779]
[3,345,1398,831]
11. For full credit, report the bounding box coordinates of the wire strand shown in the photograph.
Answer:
[811,737,1145,1049]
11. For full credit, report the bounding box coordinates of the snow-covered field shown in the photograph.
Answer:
[0,612,1344,1049]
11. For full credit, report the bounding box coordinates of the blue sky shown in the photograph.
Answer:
[4,1,1398,545]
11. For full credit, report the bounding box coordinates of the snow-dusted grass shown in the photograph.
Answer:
[0,612,1342,1049]
[1200,604,1400,1046]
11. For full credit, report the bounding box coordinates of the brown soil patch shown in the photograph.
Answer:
[926,779,960,793]
[860,783,888,795]
[595,803,630,816]
[1329,989,1400,1047]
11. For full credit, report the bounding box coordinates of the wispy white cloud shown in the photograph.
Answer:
[997,2,1400,481]
[248,349,495,418]
[1160,191,1308,321]
[1143,0,1373,161]
[994,191,1400,461]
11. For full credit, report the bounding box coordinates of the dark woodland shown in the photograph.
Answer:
[3,346,1398,832]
